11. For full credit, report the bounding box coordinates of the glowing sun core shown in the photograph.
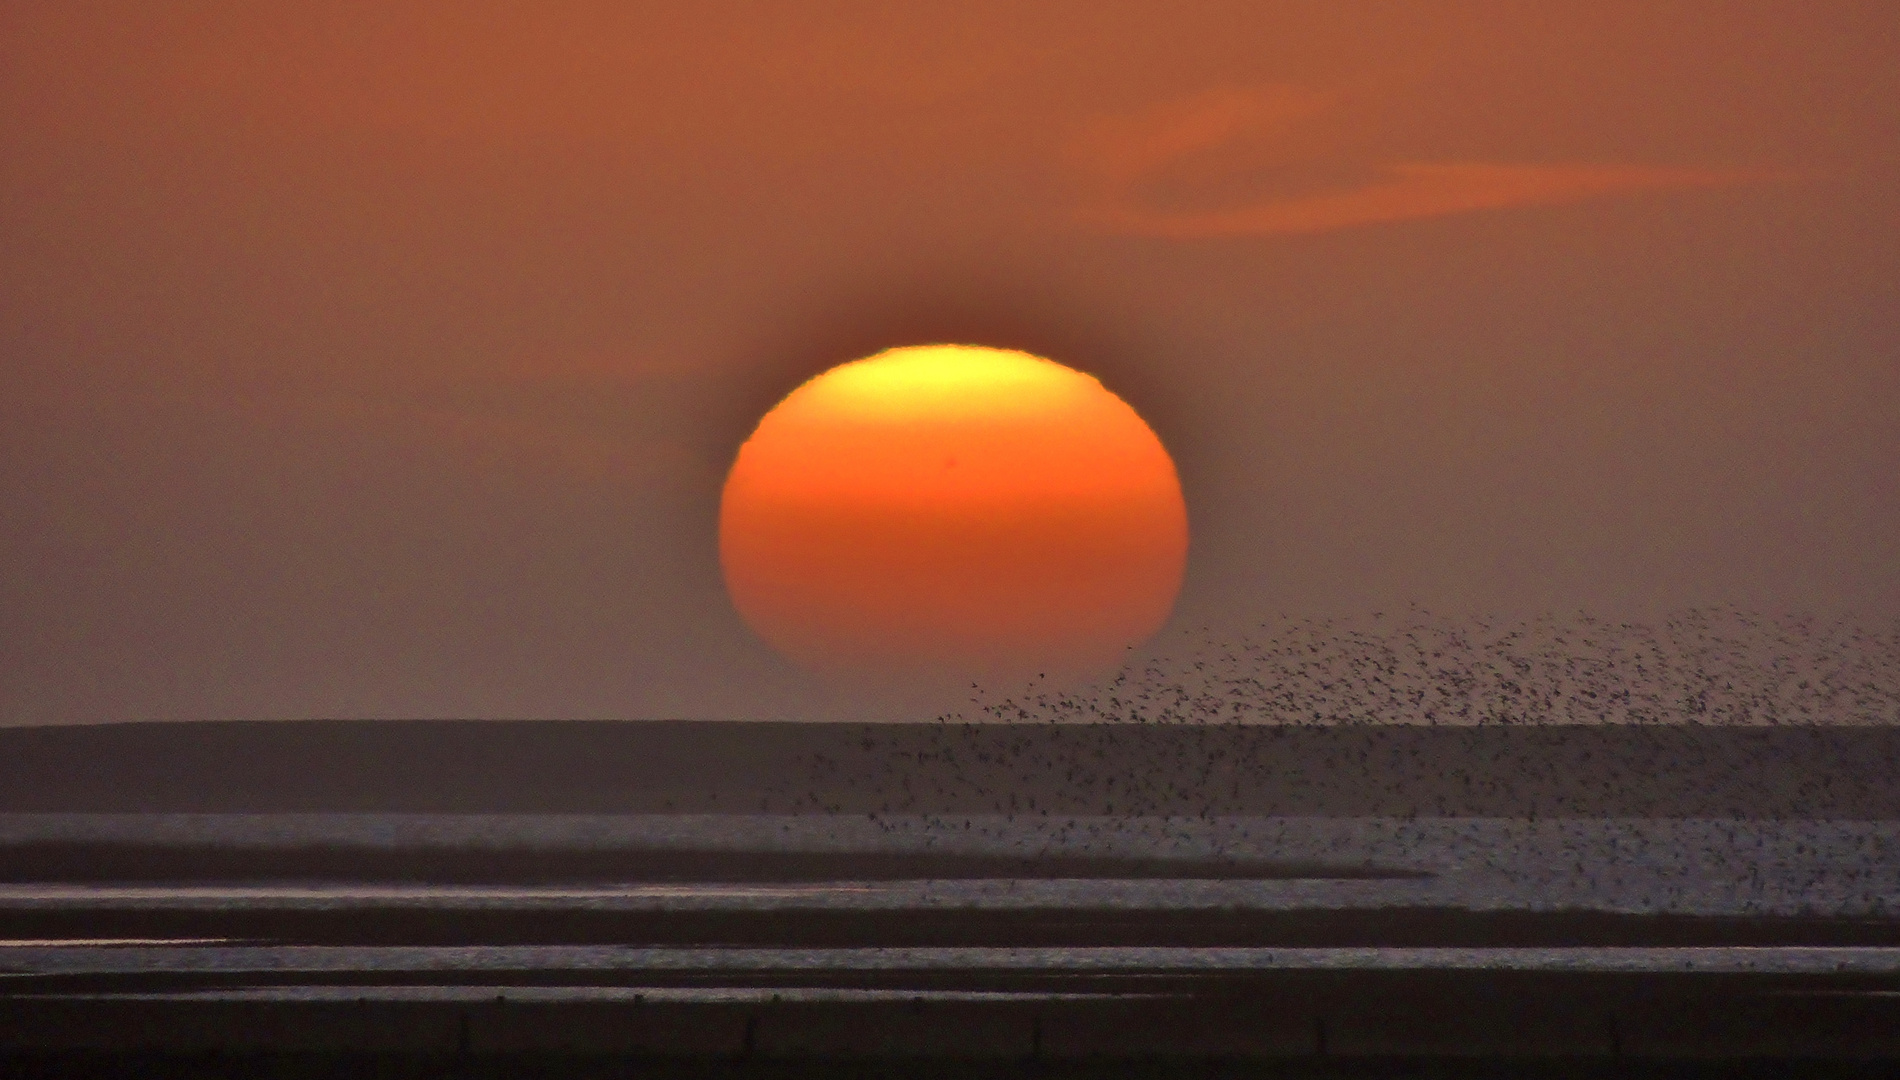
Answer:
[719,345,1188,680]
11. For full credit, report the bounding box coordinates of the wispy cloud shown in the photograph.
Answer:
[1069,87,1787,238]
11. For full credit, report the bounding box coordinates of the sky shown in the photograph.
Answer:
[2,1,1896,723]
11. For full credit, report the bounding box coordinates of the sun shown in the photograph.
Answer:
[719,344,1188,681]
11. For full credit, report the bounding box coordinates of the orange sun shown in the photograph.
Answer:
[719,344,1188,680]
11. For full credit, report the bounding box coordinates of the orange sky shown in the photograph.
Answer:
[1,2,1896,721]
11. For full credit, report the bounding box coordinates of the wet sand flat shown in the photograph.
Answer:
[7,905,1900,1061]
[8,968,1900,1062]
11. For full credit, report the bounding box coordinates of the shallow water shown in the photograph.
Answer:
[2,813,1897,917]
[9,943,1900,978]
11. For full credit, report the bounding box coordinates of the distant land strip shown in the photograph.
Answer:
[1,721,1896,818]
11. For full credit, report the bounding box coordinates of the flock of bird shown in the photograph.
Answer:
[759,608,1900,823]
[965,606,1900,728]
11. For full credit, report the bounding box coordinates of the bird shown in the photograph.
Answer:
[740,605,1899,918]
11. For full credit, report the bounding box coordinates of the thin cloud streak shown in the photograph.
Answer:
[1071,87,1792,238]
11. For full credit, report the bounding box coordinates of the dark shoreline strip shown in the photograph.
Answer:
[0,844,1425,884]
